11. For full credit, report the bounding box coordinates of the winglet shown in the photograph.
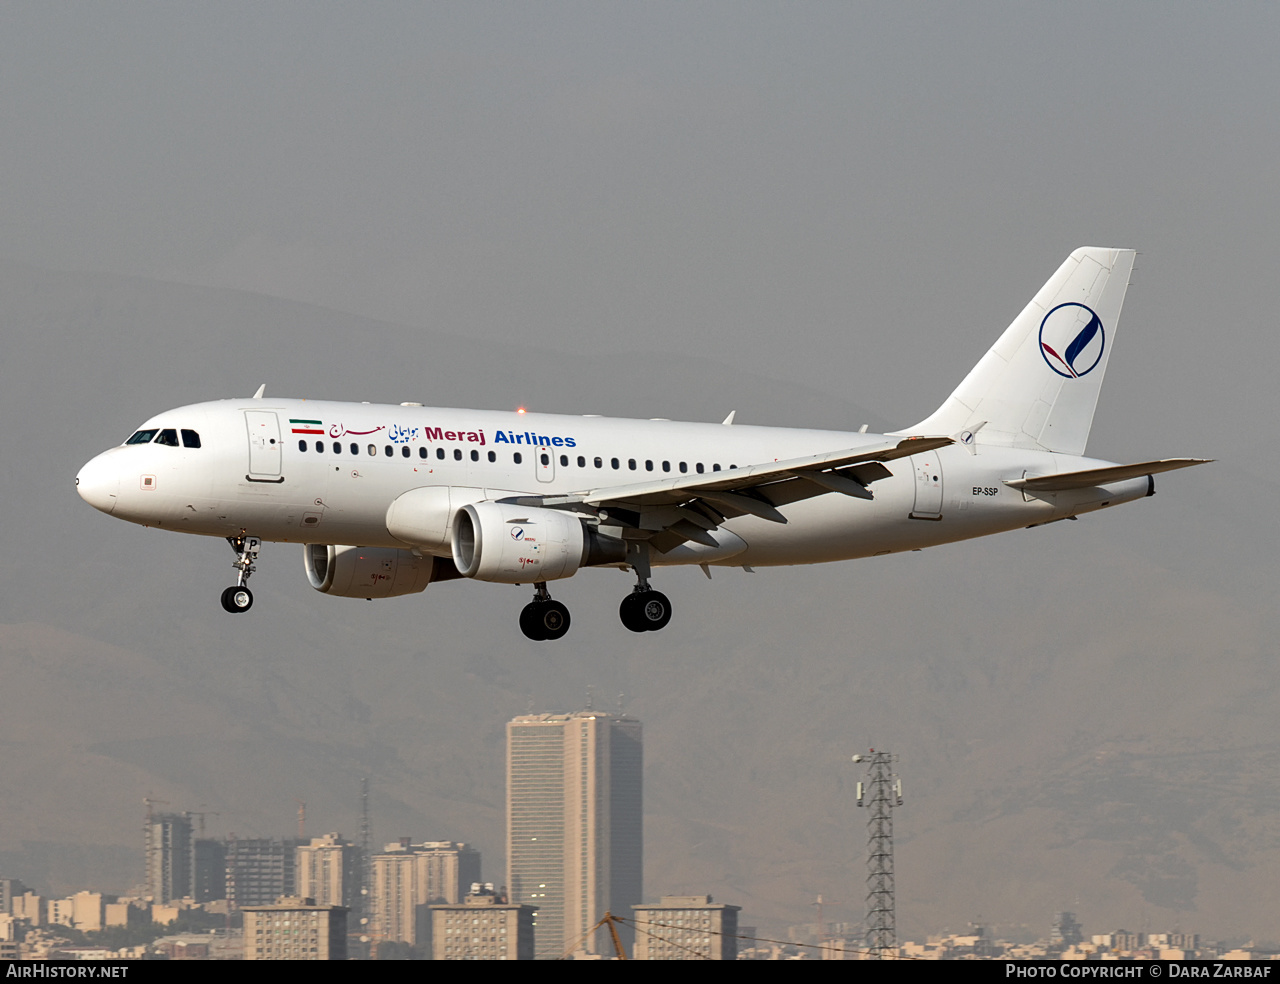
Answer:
[252,384,266,400]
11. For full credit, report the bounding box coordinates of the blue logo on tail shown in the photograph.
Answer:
[1039,303,1105,378]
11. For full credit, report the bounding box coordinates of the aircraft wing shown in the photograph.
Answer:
[502,436,951,552]
[1004,457,1212,492]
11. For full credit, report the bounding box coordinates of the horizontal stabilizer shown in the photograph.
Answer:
[1005,458,1212,492]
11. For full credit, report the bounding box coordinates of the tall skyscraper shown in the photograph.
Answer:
[507,711,642,958]
[145,813,193,903]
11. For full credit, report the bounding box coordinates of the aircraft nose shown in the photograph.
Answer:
[76,453,120,515]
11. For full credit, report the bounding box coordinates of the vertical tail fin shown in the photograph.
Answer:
[896,247,1136,455]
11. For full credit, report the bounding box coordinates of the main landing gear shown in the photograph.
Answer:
[513,545,673,639]
[618,541,672,633]
[619,587,672,633]
[221,535,260,613]
[520,582,571,641]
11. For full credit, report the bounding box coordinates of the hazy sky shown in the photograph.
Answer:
[4,2,1280,940]
[5,3,1278,427]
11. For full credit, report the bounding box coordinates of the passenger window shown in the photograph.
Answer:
[696,462,704,474]
[594,457,603,469]
[419,447,428,459]
[713,463,721,471]
[577,456,585,468]
[316,441,324,453]
[402,446,411,458]
[514,452,523,464]
[645,460,654,471]
[436,447,445,460]
[453,448,463,461]
[181,430,201,448]
[384,446,394,457]
[333,442,342,454]
[628,459,637,470]
[611,458,620,470]
[350,443,358,455]
[155,429,180,447]
[472,449,480,462]
[298,440,307,452]
[489,451,497,463]
[368,445,376,456]
[126,430,158,445]
[662,461,671,473]
[540,453,549,465]
[559,455,568,466]
[679,462,688,473]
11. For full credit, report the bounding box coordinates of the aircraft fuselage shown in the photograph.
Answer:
[77,398,1148,568]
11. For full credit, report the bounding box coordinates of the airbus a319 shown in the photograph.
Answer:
[76,248,1208,639]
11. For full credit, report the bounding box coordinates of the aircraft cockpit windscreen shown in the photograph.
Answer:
[124,428,201,447]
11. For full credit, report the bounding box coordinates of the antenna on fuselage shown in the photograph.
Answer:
[252,384,266,399]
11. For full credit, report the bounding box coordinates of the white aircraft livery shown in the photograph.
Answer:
[77,248,1208,639]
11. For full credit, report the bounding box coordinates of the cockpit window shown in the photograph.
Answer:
[125,429,158,445]
[154,429,180,447]
[181,429,201,448]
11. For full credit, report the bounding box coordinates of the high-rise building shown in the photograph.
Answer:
[295,833,360,908]
[369,840,481,947]
[193,838,227,902]
[225,838,305,908]
[632,895,741,960]
[145,813,193,903]
[507,711,642,958]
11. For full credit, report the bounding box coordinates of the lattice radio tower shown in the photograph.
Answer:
[855,749,902,959]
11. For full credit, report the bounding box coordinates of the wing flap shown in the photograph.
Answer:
[1005,457,1211,492]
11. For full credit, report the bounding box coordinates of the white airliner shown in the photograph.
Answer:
[76,248,1207,639]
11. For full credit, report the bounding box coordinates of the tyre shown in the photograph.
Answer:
[541,600,571,640]
[220,586,253,613]
[638,590,672,631]
[519,602,549,641]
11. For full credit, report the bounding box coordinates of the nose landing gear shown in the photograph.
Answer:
[519,582,571,641]
[221,535,260,613]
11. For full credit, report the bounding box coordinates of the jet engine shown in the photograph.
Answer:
[304,543,452,599]
[451,502,624,583]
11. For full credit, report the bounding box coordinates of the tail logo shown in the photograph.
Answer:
[1039,303,1105,378]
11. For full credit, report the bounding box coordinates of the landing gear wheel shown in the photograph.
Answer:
[220,586,253,613]
[519,603,548,640]
[638,590,672,631]
[620,590,672,632]
[540,600,571,641]
[520,600,571,641]
[619,593,647,633]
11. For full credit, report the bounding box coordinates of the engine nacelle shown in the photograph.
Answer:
[451,502,593,583]
[304,543,438,599]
